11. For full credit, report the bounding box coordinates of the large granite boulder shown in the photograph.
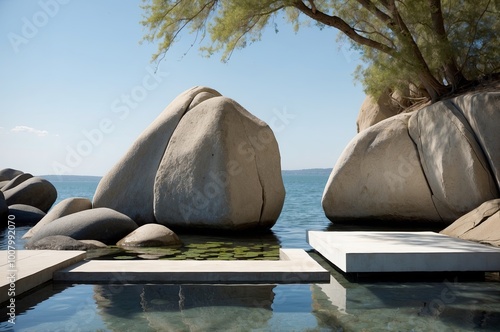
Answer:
[154,96,285,230]
[3,176,57,212]
[27,207,138,245]
[94,87,285,231]
[323,113,441,222]
[93,86,221,225]
[324,91,500,226]
[23,197,92,239]
[452,92,500,189]
[25,235,104,250]
[7,204,46,225]
[0,173,33,192]
[441,199,500,246]
[0,168,23,182]
[117,223,181,247]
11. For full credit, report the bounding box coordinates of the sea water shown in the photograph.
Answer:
[1,171,500,331]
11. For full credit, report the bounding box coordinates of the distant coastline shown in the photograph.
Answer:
[40,169,333,182]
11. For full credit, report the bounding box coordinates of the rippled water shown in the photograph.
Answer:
[2,171,500,331]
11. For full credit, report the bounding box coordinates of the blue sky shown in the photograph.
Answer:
[0,0,365,176]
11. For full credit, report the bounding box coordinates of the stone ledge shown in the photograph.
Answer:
[0,250,86,304]
[54,249,330,284]
[308,231,500,273]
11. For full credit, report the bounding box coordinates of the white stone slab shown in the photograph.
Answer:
[54,249,330,283]
[307,231,500,273]
[0,250,86,303]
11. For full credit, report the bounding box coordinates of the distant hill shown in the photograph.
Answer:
[38,169,331,182]
[282,168,332,176]
[40,175,102,182]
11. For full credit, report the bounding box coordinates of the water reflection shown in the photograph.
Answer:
[94,284,275,331]
[311,272,500,331]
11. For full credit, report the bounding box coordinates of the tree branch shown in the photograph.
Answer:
[293,0,395,56]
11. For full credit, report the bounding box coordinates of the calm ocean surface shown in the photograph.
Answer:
[2,171,500,331]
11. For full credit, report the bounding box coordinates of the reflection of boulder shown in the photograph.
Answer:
[94,284,275,331]
[311,274,500,331]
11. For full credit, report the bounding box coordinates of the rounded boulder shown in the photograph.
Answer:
[3,176,57,212]
[28,207,138,245]
[8,204,46,225]
[23,197,92,239]
[117,223,181,247]
[153,96,285,231]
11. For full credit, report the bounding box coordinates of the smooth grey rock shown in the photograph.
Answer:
[117,223,181,247]
[322,113,441,222]
[356,93,400,132]
[8,204,46,225]
[441,199,500,246]
[3,176,57,212]
[80,239,107,248]
[28,207,138,245]
[408,99,499,221]
[23,197,92,239]
[0,192,8,222]
[0,173,33,192]
[93,86,221,225]
[0,168,23,181]
[452,92,500,190]
[26,235,103,250]
[154,96,285,230]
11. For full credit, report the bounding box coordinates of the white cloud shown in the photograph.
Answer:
[11,125,49,137]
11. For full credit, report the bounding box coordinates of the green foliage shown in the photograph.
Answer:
[141,0,500,102]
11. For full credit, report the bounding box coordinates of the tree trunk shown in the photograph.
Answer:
[419,70,450,101]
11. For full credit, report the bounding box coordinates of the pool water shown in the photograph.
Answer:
[2,171,500,331]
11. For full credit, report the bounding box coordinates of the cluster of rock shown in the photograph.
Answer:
[0,168,57,225]
[93,86,285,231]
[22,198,181,250]
[6,86,284,250]
[323,91,500,243]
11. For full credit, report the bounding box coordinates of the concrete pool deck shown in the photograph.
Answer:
[1,249,329,302]
[308,231,500,273]
[0,250,86,303]
[54,249,329,283]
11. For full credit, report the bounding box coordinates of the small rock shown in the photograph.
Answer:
[117,223,181,247]
[23,197,92,239]
[441,199,500,246]
[28,207,138,245]
[3,176,57,212]
[0,168,23,181]
[0,173,33,192]
[26,235,102,250]
[0,192,7,222]
[8,204,46,225]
